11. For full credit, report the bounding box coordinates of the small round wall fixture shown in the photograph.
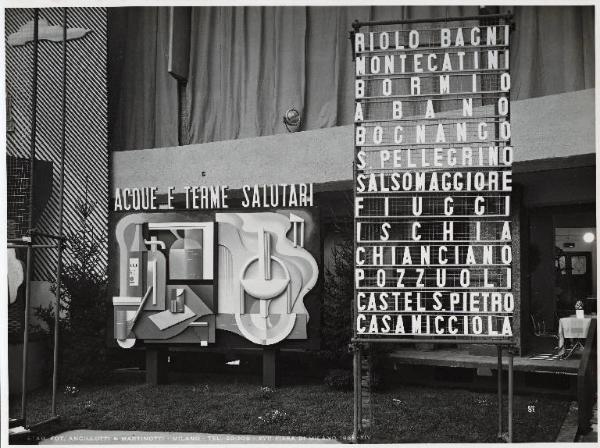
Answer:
[283,108,302,132]
[583,232,595,243]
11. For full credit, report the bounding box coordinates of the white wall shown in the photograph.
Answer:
[112,89,595,192]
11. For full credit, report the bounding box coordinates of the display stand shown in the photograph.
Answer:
[350,10,516,444]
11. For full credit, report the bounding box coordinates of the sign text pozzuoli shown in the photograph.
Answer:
[353,23,514,341]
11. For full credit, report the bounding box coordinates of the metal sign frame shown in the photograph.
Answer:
[350,12,516,443]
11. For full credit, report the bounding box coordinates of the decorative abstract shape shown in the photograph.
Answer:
[218,245,234,302]
[7,248,24,304]
[113,214,218,347]
[117,338,136,349]
[240,255,290,303]
[131,286,153,327]
[234,313,297,346]
[169,229,204,280]
[132,284,213,340]
[169,288,186,313]
[216,212,318,345]
[113,285,152,348]
[112,304,138,347]
[125,223,147,298]
[144,237,167,311]
[115,309,130,340]
[146,221,214,280]
[149,305,196,331]
[8,18,91,46]
[240,228,291,306]
[289,213,305,247]
[189,321,210,346]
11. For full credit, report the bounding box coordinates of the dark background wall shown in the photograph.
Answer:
[518,164,596,331]
[108,5,595,151]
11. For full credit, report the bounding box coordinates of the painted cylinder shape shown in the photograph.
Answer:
[115,309,129,340]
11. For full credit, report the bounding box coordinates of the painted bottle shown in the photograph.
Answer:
[126,223,147,297]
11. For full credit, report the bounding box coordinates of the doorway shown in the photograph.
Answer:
[555,227,597,317]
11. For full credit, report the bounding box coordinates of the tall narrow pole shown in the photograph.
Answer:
[20,246,32,422]
[356,345,362,435]
[21,9,41,423]
[51,7,69,417]
[508,351,514,442]
[497,345,502,438]
[352,345,359,443]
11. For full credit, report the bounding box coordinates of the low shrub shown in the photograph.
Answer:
[320,221,354,368]
[34,194,109,385]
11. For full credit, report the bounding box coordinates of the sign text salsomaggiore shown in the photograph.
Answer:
[353,20,514,342]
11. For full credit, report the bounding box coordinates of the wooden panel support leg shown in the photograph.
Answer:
[262,347,278,387]
[146,345,168,385]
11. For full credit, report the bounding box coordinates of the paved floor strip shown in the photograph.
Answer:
[40,430,340,445]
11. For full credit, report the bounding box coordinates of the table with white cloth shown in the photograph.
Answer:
[557,315,595,356]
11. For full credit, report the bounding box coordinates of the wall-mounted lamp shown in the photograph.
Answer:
[583,232,595,243]
[283,108,302,133]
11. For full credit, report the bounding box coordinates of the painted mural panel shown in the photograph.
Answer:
[111,210,320,348]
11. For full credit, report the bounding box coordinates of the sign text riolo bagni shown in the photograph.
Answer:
[353,23,514,341]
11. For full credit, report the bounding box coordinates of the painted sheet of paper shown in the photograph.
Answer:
[148,305,196,331]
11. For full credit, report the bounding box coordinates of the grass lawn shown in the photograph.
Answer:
[11,370,570,443]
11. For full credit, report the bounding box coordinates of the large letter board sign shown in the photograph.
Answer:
[353,17,515,344]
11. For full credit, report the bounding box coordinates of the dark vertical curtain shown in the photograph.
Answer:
[185,7,306,143]
[108,8,178,150]
[511,6,595,98]
[108,6,595,151]
[303,6,370,129]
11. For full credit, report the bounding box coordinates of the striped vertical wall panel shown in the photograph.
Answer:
[5,8,109,280]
